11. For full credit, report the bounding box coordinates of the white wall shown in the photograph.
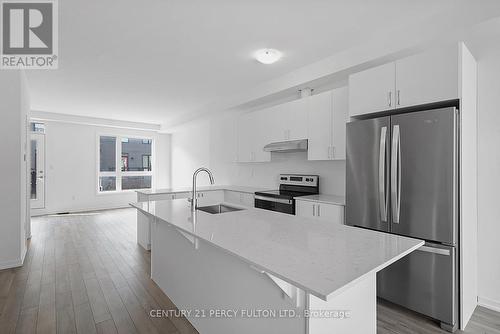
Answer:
[31,119,171,215]
[171,112,346,195]
[0,71,29,269]
[171,120,211,188]
[475,42,500,311]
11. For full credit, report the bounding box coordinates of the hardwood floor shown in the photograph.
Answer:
[0,208,498,334]
[378,299,500,334]
[0,208,196,334]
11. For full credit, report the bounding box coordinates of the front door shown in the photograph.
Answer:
[30,133,45,209]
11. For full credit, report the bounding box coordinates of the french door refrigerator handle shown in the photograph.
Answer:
[379,126,388,222]
[391,125,401,223]
[397,126,401,223]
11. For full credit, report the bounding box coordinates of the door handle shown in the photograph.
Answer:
[388,91,392,107]
[391,125,401,223]
[312,204,315,216]
[397,90,401,106]
[317,204,321,217]
[379,126,388,222]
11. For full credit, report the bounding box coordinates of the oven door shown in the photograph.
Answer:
[254,195,294,214]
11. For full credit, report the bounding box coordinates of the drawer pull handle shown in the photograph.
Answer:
[417,246,450,256]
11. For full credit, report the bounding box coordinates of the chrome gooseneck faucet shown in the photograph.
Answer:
[190,167,215,211]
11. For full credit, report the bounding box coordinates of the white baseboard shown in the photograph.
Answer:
[0,255,25,271]
[478,296,500,313]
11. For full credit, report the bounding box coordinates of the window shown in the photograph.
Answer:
[142,155,151,171]
[98,135,153,192]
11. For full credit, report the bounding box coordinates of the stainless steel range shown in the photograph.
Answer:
[254,174,319,214]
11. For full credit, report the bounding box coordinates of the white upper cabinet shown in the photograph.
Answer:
[267,101,308,142]
[287,98,308,140]
[253,109,273,162]
[237,109,271,163]
[237,87,347,162]
[307,87,348,161]
[395,45,458,108]
[331,86,348,159]
[237,112,255,162]
[349,62,396,117]
[307,91,333,161]
[348,45,459,117]
[267,104,288,142]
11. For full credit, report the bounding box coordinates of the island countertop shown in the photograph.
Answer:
[131,199,423,301]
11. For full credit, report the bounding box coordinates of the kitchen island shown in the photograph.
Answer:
[131,199,423,334]
[135,185,269,250]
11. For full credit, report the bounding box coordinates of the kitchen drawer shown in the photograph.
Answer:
[296,200,344,224]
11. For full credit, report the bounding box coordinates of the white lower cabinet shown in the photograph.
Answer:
[224,190,255,207]
[146,191,190,201]
[174,192,190,199]
[295,200,344,224]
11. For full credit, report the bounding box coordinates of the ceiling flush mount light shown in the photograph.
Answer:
[254,49,282,65]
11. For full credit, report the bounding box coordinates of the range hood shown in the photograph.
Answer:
[263,139,308,153]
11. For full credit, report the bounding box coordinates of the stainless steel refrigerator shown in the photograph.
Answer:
[346,107,459,332]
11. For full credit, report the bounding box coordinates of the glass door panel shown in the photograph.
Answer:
[30,133,45,209]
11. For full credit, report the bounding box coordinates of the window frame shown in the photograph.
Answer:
[96,133,154,194]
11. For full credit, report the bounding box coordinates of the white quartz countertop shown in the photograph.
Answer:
[136,185,270,195]
[294,194,346,206]
[131,199,423,301]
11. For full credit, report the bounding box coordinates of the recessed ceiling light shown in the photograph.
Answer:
[254,49,282,65]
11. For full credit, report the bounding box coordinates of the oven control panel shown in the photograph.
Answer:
[279,174,319,187]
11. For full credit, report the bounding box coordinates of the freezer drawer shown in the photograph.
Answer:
[377,243,457,330]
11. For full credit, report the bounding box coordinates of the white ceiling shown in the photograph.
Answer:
[26,0,500,127]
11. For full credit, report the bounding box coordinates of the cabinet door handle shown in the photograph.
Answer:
[312,205,315,216]
[388,91,392,107]
[397,90,401,105]
[317,204,321,217]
